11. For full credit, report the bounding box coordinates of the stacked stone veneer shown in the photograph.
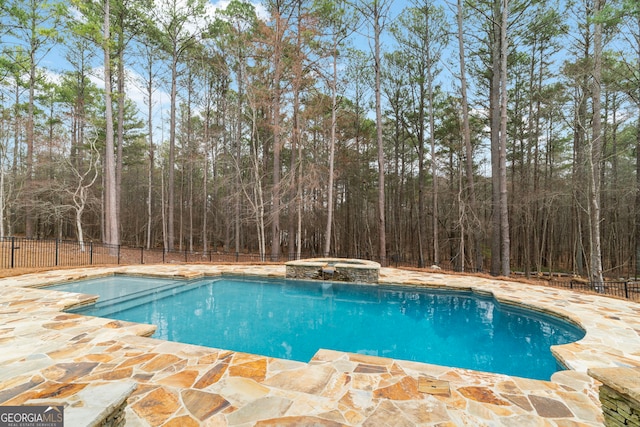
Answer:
[285,258,380,283]
[99,400,127,427]
[61,382,136,427]
[589,367,640,427]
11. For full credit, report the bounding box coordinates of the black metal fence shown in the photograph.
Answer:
[0,237,120,268]
[0,236,462,270]
[546,279,640,301]
[1,236,639,302]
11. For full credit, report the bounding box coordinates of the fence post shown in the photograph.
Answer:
[185,248,188,262]
[55,239,59,266]
[118,245,121,264]
[10,236,15,268]
[625,282,629,299]
[90,242,93,265]
[140,247,144,265]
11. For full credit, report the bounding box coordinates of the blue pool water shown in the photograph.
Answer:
[53,275,585,380]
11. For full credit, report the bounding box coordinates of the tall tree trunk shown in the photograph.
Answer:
[235,51,243,255]
[25,51,35,238]
[589,0,604,286]
[168,50,178,251]
[490,0,502,275]
[374,2,386,266]
[186,71,194,253]
[270,10,284,262]
[103,0,118,250]
[288,104,297,260]
[573,85,587,276]
[426,21,439,266]
[324,46,338,257]
[0,144,4,237]
[161,163,167,250]
[146,53,154,250]
[457,0,479,271]
[271,107,282,261]
[417,77,426,268]
[636,112,640,278]
[296,139,302,259]
[530,40,545,274]
[289,2,303,260]
[116,22,125,241]
[10,84,20,237]
[499,0,510,276]
[634,15,640,279]
[202,96,210,254]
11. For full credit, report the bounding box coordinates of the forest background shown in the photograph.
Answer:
[0,0,638,282]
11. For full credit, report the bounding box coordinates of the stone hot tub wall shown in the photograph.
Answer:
[589,367,640,427]
[285,258,381,283]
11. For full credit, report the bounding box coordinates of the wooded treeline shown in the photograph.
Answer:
[0,0,638,280]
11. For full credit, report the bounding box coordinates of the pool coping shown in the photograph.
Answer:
[1,264,639,426]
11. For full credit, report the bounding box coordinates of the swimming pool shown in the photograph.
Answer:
[52,275,585,380]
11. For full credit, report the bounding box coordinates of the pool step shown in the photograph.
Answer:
[69,280,204,317]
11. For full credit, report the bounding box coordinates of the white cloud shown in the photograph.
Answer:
[86,66,169,110]
[86,66,171,141]
[208,0,270,22]
[44,69,63,85]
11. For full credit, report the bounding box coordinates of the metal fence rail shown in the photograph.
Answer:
[547,279,640,302]
[0,237,119,269]
[2,237,639,302]
[0,237,488,271]
[118,246,276,265]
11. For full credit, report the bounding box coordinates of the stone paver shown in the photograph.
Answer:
[1,264,639,425]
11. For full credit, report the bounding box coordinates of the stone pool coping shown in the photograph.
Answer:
[1,264,639,426]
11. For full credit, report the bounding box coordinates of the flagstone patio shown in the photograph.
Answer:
[1,264,639,426]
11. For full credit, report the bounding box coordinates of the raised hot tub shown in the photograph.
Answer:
[285,258,381,283]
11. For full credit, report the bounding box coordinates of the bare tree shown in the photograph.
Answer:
[66,139,100,251]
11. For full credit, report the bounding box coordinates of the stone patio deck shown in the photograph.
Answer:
[1,264,639,426]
